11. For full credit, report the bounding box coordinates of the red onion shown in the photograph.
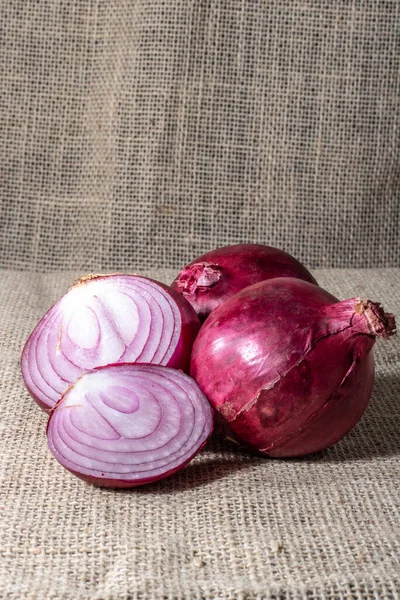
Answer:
[47,364,213,487]
[190,278,396,457]
[171,244,317,320]
[21,274,200,411]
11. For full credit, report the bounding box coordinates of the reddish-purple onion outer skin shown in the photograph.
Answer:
[190,277,394,457]
[21,274,200,411]
[46,363,214,488]
[171,244,318,320]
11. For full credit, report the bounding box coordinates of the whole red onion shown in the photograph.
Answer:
[190,278,396,457]
[171,244,317,320]
[47,364,213,488]
[21,274,200,411]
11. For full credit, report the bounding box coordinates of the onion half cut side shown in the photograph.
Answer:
[47,364,213,488]
[21,274,200,410]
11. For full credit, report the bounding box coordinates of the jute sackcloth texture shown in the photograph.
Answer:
[0,268,399,600]
[0,1,399,272]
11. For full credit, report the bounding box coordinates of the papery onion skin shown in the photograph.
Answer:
[171,244,317,320]
[190,278,396,457]
[47,363,214,488]
[21,274,200,411]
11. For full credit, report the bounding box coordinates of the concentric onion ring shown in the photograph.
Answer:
[47,364,213,487]
[21,274,200,410]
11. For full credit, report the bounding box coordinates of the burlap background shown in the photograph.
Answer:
[1,1,399,599]
[0,1,399,272]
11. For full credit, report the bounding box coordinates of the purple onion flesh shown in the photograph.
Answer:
[21,274,200,410]
[47,363,213,487]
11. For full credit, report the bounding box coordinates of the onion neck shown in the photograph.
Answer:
[322,298,396,339]
[176,262,222,295]
[354,299,396,339]
[72,273,119,287]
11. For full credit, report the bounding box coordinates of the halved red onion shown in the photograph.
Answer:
[47,364,213,487]
[171,244,317,320]
[21,274,200,410]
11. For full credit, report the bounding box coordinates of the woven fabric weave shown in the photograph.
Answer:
[1,268,399,600]
[0,1,399,272]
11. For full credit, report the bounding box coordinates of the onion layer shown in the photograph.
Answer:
[47,364,213,487]
[171,244,317,320]
[190,278,396,457]
[21,274,200,410]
